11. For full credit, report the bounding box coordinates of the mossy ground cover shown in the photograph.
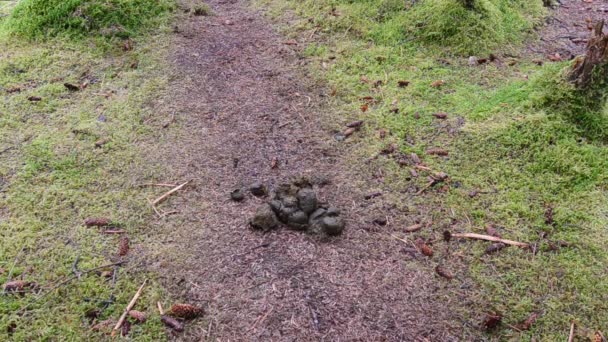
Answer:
[0,1,178,339]
[257,0,608,339]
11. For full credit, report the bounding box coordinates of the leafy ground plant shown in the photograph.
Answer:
[0,1,175,339]
[257,0,608,339]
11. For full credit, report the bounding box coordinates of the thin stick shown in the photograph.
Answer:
[101,229,126,234]
[450,233,529,248]
[568,321,575,342]
[157,301,164,315]
[151,180,190,206]
[137,183,178,188]
[389,234,409,245]
[112,279,147,336]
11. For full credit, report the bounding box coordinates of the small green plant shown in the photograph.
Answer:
[192,3,211,16]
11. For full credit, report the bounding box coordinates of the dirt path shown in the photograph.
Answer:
[147,0,463,340]
[532,0,607,59]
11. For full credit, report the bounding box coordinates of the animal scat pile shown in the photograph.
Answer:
[249,178,345,236]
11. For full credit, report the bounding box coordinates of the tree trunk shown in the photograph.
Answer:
[568,20,608,90]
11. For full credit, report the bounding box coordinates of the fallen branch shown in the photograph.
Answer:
[137,183,178,188]
[449,232,529,248]
[112,279,147,336]
[152,180,190,206]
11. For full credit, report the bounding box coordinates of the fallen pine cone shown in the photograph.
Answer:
[397,80,410,87]
[420,244,433,257]
[128,310,147,323]
[432,112,448,119]
[170,303,203,319]
[118,236,129,256]
[85,218,111,227]
[161,315,184,332]
[344,127,356,137]
[435,265,453,280]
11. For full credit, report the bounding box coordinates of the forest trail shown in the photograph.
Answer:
[148,0,461,340]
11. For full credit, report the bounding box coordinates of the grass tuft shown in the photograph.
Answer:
[1,0,175,40]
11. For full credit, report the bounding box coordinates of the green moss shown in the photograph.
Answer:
[1,0,175,40]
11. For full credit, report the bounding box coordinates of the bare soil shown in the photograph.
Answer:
[146,0,464,340]
[531,0,608,59]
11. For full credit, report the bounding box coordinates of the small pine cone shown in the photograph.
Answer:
[118,236,129,256]
[170,303,203,319]
[128,310,147,323]
[85,217,111,227]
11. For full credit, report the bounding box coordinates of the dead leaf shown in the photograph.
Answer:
[397,80,410,87]
[548,53,562,62]
[3,280,29,293]
[378,129,387,139]
[360,75,369,83]
[431,80,445,88]
[483,312,502,331]
[91,319,114,333]
[95,138,110,148]
[517,312,539,331]
[360,103,368,112]
[426,148,448,156]
[410,152,421,164]
[64,83,80,92]
[485,224,501,238]
[85,218,111,227]
[123,39,133,51]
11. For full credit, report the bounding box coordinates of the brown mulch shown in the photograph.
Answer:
[531,0,608,59]
[144,0,467,340]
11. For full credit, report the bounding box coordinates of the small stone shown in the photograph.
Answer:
[250,204,279,231]
[468,56,478,66]
[250,182,267,197]
[230,189,245,202]
[373,217,388,226]
[287,210,309,230]
[269,200,282,213]
[321,216,345,236]
[297,188,317,214]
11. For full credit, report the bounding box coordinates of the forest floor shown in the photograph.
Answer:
[1,0,607,340]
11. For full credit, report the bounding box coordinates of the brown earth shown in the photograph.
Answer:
[531,0,608,59]
[144,0,467,340]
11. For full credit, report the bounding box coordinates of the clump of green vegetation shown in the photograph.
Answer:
[192,3,212,16]
[400,0,545,54]
[530,61,608,140]
[1,0,174,39]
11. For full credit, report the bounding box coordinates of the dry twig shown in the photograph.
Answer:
[449,232,529,248]
[112,279,147,336]
[568,321,575,342]
[152,180,190,206]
